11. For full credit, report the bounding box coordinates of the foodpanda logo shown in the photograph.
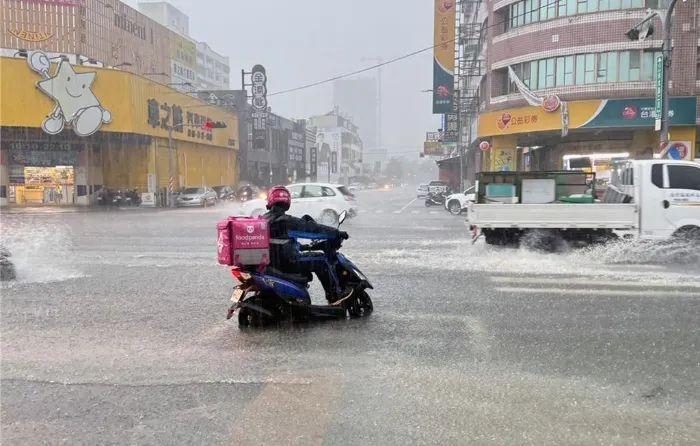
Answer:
[246,225,254,234]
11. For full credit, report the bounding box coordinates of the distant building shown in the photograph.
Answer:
[196,42,230,91]
[137,1,229,92]
[137,1,189,35]
[333,78,384,174]
[308,110,363,184]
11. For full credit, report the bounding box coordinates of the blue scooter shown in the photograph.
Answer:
[226,211,373,326]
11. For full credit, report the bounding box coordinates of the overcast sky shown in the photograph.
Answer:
[127,0,441,154]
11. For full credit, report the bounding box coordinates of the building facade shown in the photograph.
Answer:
[308,110,364,184]
[0,55,238,206]
[196,42,230,91]
[137,1,189,35]
[1,0,172,82]
[463,0,699,183]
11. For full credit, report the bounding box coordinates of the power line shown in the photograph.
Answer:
[268,0,563,97]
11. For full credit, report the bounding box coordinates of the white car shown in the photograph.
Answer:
[416,183,429,198]
[444,185,476,215]
[238,183,358,225]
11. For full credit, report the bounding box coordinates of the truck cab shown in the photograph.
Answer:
[620,160,700,239]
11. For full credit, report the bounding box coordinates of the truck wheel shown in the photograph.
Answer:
[673,226,700,241]
[521,229,564,252]
[448,200,462,215]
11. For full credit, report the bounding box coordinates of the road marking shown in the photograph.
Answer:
[489,276,700,289]
[495,286,700,298]
[411,210,419,214]
[429,210,438,214]
[397,198,417,213]
[230,375,341,445]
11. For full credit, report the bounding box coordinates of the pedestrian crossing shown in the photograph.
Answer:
[489,274,700,298]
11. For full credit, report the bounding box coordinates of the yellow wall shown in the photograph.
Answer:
[0,57,238,149]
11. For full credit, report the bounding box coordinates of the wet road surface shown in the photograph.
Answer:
[2,186,699,445]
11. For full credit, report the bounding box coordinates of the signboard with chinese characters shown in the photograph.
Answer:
[443,113,459,143]
[655,56,663,131]
[250,65,268,149]
[423,141,442,156]
[310,147,317,176]
[432,0,455,114]
[581,97,696,129]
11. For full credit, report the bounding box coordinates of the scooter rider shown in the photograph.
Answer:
[263,185,349,302]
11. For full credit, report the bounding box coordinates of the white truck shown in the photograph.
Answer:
[468,159,700,248]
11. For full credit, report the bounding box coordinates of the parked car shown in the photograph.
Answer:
[444,185,476,215]
[213,185,235,201]
[176,187,218,207]
[239,183,358,225]
[427,180,449,195]
[416,183,429,198]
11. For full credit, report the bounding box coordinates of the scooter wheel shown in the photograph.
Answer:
[347,290,373,318]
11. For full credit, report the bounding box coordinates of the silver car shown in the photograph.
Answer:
[176,187,218,207]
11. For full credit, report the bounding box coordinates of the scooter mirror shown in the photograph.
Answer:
[338,210,347,225]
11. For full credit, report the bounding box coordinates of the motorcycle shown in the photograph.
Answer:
[424,191,447,207]
[225,211,373,326]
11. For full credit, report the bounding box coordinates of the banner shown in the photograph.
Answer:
[423,141,442,156]
[432,0,455,114]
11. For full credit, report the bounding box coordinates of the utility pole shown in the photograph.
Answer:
[627,1,684,154]
[659,0,680,152]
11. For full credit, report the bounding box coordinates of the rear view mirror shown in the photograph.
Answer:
[338,210,347,225]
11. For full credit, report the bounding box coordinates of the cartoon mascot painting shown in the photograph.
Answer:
[27,51,112,137]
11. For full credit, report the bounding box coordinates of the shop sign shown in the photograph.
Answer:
[661,141,691,161]
[655,56,664,130]
[250,64,268,149]
[542,95,561,113]
[444,113,459,143]
[424,141,442,156]
[9,29,53,42]
[494,148,516,172]
[582,97,696,129]
[479,141,490,151]
[432,0,455,113]
[6,141,79,152]
[497,111,539,130]
[310,147,317,175]
[426,131,440,142]
[10,149,78,167]
[27,51,112,137]
[146,99,217,142]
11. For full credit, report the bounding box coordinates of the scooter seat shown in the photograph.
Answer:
[266,267,311,284]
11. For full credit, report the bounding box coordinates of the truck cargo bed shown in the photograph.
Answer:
[468,203,637,229]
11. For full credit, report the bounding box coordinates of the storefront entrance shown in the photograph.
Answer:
[9,166,75,206]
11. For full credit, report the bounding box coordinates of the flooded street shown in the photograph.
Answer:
[2,186,700,444]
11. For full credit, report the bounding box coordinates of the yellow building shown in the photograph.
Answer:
[477,98,698,179]
[0,55,238,206]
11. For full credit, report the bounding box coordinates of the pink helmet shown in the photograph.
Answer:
[266,185,291,210]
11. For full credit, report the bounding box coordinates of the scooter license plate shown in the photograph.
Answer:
[231,287,246,303]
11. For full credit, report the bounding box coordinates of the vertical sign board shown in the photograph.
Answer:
[433,0,455,114]
[251,65,268,149]
[310,146,317,176]
[654,56,663,131]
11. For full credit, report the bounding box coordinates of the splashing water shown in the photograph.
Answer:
[0,215,85,284]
